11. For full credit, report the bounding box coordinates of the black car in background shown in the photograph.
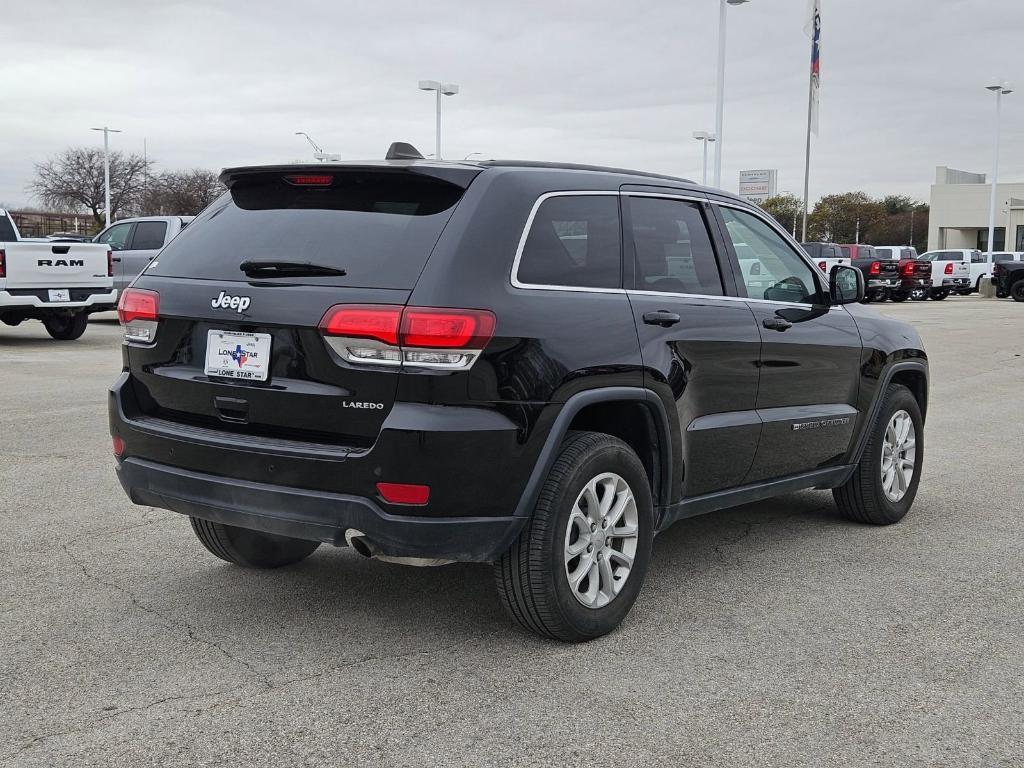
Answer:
[110,148,929,641]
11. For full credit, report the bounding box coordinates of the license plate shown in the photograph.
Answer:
[48,289,70,302]
[204,330,271,381]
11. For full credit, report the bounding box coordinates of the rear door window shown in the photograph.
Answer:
[129,221,168,250]
[626,196,723,296]
[149,170,469,289]
[516,194,621,289]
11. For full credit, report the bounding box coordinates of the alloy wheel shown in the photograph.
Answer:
[563,472,639,609]
[881,409,916,502]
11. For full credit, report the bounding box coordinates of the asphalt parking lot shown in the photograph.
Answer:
[2,298,1021,767]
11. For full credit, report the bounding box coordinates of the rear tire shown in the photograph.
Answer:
[929,289,949,301]
[494,432,654,642]
[889,292,908,303]
[1012,281,1024,302]
[189,517,320,568]
[834,384,923,525]
[43,312,88,340]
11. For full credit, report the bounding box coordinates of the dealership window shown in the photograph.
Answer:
[1017,225,1024,251]
[977,227,1005,252]
[517,195,621,289]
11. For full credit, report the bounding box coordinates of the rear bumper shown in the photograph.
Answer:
[867,278,899,289]
[0,287,117,311]
[896,277,931,290]
[116,457,524,562]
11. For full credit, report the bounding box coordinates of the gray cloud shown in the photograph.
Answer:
[3,0,1022,208]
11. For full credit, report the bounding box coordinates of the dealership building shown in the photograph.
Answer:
[928,166,1024,252]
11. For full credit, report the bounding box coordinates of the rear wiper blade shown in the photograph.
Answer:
[239,260,347,277]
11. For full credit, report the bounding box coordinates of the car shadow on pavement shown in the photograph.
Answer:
[147,489,853,662]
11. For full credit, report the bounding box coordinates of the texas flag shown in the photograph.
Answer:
[805,0,822,135]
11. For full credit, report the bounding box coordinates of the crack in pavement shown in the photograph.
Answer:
[7,544,493,763]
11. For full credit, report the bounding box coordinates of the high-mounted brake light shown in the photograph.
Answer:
[319,304,496,370]
[107,249,114,278]
[869,261,881,276]
[944,262,954,275]
[117,288,160,344]
[284,174,333,186]
[0,249,6,279]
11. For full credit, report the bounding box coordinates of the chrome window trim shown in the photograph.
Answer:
[509,190,625,293]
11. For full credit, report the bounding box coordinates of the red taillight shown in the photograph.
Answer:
[376,482,430,505]
[117,288,159,324]
[818,261,827,272]
[284,174,333,186]
[112,435,125,458]
[319,305,402,345]
[401,308,496,349]
[0,248,6,278]
[106,249,114,278]
[900,261,911,276]
[319,304,496,369]
[944,262,954,275]
[869,261,881,276]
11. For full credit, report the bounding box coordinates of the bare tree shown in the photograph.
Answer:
[28,147,152,228]
[143,169,224,216]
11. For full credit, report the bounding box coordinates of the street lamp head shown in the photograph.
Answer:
[418,80,441,91]
[693,130,711,140]
[986,78,1009,92]
[441,84,459,96]
[1002,85,1014,95]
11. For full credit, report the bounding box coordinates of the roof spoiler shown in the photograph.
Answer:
[385,142,425,160]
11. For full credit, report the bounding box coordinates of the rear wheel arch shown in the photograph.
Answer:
[515,388,675,517]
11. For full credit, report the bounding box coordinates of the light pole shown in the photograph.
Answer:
[985,80,1013,254]
[692,131,716,185]
[713,0,750,189]
[90,126,122,228]
[418,80,459,160]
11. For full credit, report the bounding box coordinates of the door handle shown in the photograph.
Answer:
[762,317,793,332]
[643,310,682,327]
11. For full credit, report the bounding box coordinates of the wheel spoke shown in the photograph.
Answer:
[598,555,616,597]
[582,483,602,524]
[606,489,632,529]
[597,477,617,517]
[581,561,600,604]
[568,553,593,587]
[610,523,638,539]
[607,548,634,570]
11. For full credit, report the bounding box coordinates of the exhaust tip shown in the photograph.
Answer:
[345,528,375,558]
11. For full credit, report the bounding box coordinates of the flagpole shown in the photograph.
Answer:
[801,67,813,242]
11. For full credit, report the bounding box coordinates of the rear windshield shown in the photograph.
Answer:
[0,214,17,241]
[148,171,467,288]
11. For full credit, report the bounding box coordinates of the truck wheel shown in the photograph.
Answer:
[189,517,320,568]
[43,312,88,340]
[929,289,949,301]
[1012,281,1024,302]
[889,292,908,303]
[494,432,654,642]
[833,384,923,525]
[910,288,927,301]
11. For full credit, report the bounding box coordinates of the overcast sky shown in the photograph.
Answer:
[2,0,1022,209]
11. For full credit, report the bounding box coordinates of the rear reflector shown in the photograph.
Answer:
[117,288,160,343]
[376,482,430,505]
[284,174,333,186]
[112,435,125,457]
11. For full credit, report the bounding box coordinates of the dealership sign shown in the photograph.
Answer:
[738,169,778,204]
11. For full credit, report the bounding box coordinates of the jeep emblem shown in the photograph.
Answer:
[211,291,251,313]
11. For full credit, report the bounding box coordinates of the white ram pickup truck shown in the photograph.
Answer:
[0,210,116,340]
[917,250,972,300]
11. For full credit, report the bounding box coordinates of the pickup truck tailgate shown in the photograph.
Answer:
[1,242,111,289]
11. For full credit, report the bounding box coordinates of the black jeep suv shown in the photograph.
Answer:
[110,152,929,642]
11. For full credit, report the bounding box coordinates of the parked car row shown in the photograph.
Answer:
[800,242,1024,302]
[0,211,192,340]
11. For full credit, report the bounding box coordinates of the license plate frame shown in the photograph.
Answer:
[204,330,272,381]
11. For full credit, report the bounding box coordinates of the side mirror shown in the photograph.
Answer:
[830,265,864,305]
